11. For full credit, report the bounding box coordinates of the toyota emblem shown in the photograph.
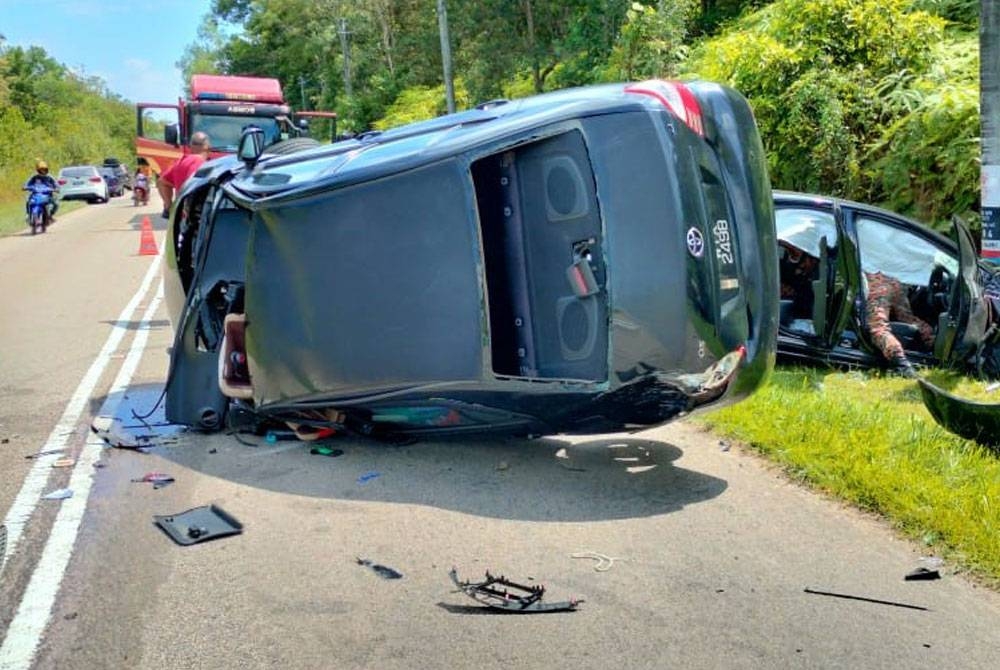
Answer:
[686,227,705,258]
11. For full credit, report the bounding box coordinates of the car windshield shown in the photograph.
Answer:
[189,114,282,152]
[61,167,95,178]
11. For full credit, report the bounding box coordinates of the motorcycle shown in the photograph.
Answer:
[133,173,150,206]
[24,183,55,235]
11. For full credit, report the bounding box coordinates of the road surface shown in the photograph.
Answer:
[1,195,998,670]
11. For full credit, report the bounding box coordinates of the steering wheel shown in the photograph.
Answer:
[928,264,954,312]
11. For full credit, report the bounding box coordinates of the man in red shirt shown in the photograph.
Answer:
[158,131,211,218]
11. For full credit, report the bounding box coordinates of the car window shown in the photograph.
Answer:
[775,207,837,257]
[856,215,957,286]
[61,167,96,178]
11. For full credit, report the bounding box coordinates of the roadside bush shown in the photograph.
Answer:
[373,80,471,131]
[684,0,964,221]
[865,36,980,231]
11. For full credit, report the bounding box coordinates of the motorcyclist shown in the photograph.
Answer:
[24,160,59,222]
[133,159,151,205]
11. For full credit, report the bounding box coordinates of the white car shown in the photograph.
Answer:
[57,165,109,203]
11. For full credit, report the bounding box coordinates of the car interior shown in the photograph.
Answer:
[776,207,959,361]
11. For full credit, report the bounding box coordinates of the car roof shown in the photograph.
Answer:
[773,189,931,230]
[228,82,686,201]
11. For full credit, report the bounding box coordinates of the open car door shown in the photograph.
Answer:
[813,202,859,348]
[933,218,989,367]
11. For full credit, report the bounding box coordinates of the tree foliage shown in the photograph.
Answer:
[0,44,135,207]
[684,0,978,230]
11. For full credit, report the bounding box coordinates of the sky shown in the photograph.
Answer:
[1,0,215,103]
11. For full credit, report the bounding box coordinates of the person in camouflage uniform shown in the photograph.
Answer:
[865,271,934,377]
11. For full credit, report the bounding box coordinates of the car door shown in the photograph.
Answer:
[934,217,989,365]
[816,201,859,349]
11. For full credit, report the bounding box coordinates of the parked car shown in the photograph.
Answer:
[98,166,125,197]
[103,158,131,191]
[162,80,778,434]
[772,190,1000,375]
[56,165,108,203]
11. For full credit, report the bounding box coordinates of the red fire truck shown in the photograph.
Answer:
[136,74,336,175]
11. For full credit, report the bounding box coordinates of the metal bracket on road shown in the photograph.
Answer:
[448,568,582,613]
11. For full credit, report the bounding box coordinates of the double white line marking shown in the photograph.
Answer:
[0,254,164,670]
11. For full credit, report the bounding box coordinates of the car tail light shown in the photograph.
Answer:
[57,179,67,185]
[625,80,704,137]
[89,176,103,183]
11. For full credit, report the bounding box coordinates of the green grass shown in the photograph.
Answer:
[698,366,1000,584]
[0,199,86,237]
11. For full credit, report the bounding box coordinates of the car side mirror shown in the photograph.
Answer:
[238,126,266,168]
[164,123,179,146]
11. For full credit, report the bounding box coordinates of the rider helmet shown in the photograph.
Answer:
[36,160,49,174]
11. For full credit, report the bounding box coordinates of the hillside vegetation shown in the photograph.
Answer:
[0,41,135,223]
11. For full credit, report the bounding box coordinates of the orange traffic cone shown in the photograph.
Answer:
[138,216,158,256]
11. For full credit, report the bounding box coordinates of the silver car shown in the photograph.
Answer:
[56,165,109,203]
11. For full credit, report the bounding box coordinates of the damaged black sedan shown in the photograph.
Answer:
[162,80,777,438]
[773,191,1000,376]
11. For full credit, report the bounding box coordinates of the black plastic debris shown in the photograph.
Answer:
[356,557,403,579]
[132,472,175,489]
[804,587,928,611]
[905,567,941,581]
[153,505,243,546]
[449,568,582,613]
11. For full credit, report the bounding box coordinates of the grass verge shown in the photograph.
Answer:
[697,366,1000,585]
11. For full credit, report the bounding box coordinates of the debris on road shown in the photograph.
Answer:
[570,551,623,572]
[496,460,509,471]
[719,440,731,452]
[449,568,582,613]
[265,429,298,444]
[132,472,176,489]
[357,471,381,485]
[42,488,74,500]
[91,414,182,450]
[803,587,928,611]
[904,567,941,581]
[153,504,243,546]
[554,447,587,472]
[356,557,404,579]
[52,457,76,468]
[310,446,343,458]
[24,449,65,460]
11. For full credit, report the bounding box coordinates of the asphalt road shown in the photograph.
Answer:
[1,195,999,670]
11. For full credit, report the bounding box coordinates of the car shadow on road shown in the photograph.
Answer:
[94,383,728,523]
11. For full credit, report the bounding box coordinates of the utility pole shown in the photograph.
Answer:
[437,0,455,114]
[339,18,353,98]
[981,1,1000,263]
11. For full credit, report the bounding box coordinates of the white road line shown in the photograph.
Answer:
[0,254,161,569]
[0,282,165,670]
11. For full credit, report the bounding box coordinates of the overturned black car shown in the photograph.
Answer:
[162,80,777,437]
